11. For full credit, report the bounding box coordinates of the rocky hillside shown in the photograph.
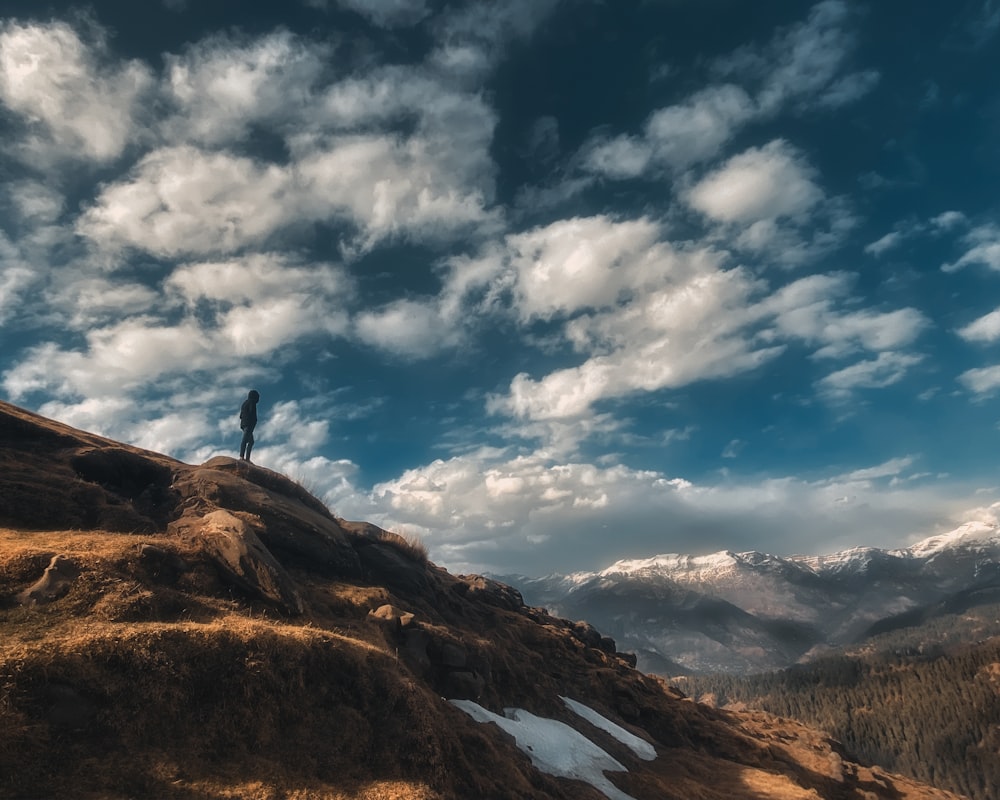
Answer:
[0,400,961,800]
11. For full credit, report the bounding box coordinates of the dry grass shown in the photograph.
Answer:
[375,528,429,565]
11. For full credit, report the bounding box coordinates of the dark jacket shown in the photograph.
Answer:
[240,391,259,430]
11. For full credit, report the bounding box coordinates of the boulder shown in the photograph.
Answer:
[571,620,603,649]
[369,604,417,630]
[17,555,79,605]
[197,510,305,615]
[457,576,525,611]
[173,464,362,579]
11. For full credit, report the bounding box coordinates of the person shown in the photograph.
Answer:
[239,390,260,462]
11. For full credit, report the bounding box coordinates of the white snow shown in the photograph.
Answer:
[561,697,657,761]
[600,550,738,577]
[905,520,1000,558]
[450,700,640,800]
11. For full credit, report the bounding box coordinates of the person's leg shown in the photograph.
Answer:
[240,428,252,460]
[244,429,255,462]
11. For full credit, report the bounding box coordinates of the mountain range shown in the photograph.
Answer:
[504,523,1000,675]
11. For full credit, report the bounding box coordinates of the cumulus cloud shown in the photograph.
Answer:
[77,146,294,259]
[686,140,822,224]
[583,84,755,178]
[354,298,462,358]
[462,216,925,423]
[0,19,152,166]
[367,446,968,574]
[162,30,329,146]
[3,253,351,400]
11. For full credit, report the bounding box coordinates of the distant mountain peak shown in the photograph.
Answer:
[904,519,1000,558]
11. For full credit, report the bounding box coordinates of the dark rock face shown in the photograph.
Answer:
[354,540,430,594]
[70,448,177,527]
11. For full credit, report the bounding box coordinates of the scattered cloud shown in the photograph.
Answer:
[818,351,924,400]
[942,223,1000,273]
[715,0,878,113]
[0,19,153,167]
[959,365,1000,396]
[958,307,1000,343]
[686,140,822,224]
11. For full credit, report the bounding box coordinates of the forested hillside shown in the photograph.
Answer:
[679,634,1000,800]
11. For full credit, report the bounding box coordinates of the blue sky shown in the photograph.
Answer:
[2,0,1000,576]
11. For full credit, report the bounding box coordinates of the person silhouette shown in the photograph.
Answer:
[239,390,260,462]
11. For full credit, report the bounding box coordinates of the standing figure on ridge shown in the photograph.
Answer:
[239,389,260,462]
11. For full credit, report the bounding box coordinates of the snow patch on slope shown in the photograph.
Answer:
[451,699,646,800]
[561,696,656,761]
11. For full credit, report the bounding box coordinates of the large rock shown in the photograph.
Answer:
[194,510,305,615]
[173,460,362,579]
[455,575,525,611]
[17,555,79,605]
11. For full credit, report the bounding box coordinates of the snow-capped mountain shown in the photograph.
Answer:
[503,522,1000,675]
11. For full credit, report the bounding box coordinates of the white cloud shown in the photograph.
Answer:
[8,180,64,223]
[428,0,560,80]
[583,84,755,178]
[167,253,350,307]
[836,456,916,483]
[0,232,37,325]
[503,216,667,321]
[818,351,923,399]
[717,0,877,113]
[722,439,746,458]
[0,20,152,166]
[79,57,502,260]
[958,308,1000,343]
[932,211,966,231]
[365,445,973,574]
[77,146,294,259]
[959,365,1000,396]
[764,273,927,359]
[51,276,161,329]
[864,231,902,257]
[493,266,781,421]
[686,140,822,225]
[942,224,1000,273]
[354,298,461,358]
[3,254,351,400]
[162,30,328,146]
